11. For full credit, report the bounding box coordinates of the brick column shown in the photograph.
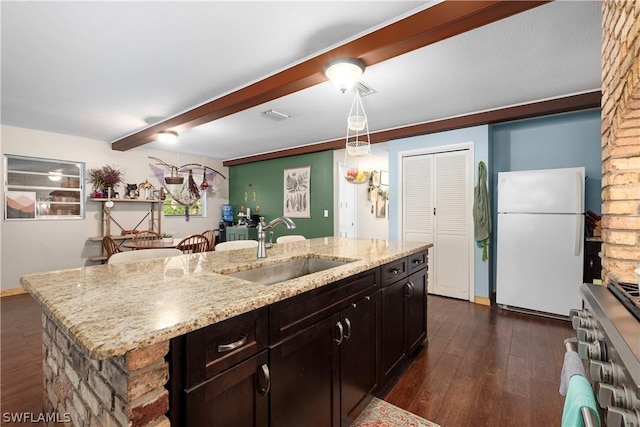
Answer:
[600,0,640,284]
[42,312,170,427]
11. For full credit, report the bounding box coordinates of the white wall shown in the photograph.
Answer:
[1,125,228,291]
[333,147,389,240]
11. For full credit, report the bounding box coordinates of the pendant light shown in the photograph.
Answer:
[323,57,371,184]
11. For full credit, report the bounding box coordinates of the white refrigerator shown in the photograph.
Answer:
[496,167,585,317]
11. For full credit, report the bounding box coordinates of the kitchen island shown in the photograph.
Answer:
[21,237,430,427]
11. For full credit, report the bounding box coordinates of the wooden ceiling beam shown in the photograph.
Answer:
[222,91,601,166]
[112,0,548,152]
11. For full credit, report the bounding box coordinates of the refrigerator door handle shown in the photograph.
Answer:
[575,214,583,256]
[575,170,584,257]
[575,171,583,215]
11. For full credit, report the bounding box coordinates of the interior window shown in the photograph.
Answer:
[4,154,85,220]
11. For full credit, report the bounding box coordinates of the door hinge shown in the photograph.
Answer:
[433,207,436,215]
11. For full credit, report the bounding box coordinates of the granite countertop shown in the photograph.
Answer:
[21,237,431,360]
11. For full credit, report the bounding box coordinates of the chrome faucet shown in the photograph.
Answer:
[257,216,296,259]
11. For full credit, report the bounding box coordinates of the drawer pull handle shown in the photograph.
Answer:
[218,334,248,353]
[391,268,400,275]
[413,259,423,265]
[258,363,270,396]
[343,318,352,341]
[334,321,344,345]
[364,296,371,301]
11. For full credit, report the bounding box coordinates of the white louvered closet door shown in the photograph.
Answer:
[433,151,470,299]
[401,149,470,299]
[402,155,434,291]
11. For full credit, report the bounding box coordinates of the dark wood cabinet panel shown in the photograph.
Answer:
[406,269,427,355]
[380,279,406,383]
[184,351,269,427]
[340,293,378,426]
[270,313,341,427]
[380,258,408,287]
[184,307,268,388]
[407,251,427,275]
[269,269,377,344]
[379,253,428,386]
[583,240,602,283]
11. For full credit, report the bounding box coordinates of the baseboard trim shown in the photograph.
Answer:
[474,296,491,306]
[1,287,28,298]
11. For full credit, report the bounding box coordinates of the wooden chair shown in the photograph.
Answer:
[176,234,210,254]
[214,240,259,251]
[108,248,182,264]
[132,230,161,247]
[201,229,217,251]
[276,235,306,243]
[102,236,123,260]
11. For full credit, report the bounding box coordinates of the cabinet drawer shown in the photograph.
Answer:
[407,251,427,275]
[184,307,268,388]
[380,258,408,287]
[269,269,378,344]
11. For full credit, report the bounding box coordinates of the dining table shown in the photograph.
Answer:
[121,239,178,250]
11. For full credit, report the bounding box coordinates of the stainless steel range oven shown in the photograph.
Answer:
[570,281,640,426]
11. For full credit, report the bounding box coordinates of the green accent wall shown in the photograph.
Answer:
[228,151,334,240]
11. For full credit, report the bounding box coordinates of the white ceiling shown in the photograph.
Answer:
[1,1,602,162]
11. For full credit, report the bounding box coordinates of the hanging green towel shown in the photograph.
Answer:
[473,161,491,261]
[561,375,601,427]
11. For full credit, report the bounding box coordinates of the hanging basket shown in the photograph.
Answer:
[346,140,370,157]
[165,176,184,185]
[165,166,184,185]
[344,168,370,184]
[347,115,367,131]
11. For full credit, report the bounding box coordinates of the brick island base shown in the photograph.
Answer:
[42,311,170,427]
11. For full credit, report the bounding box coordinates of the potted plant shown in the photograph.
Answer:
[87,165,124,198]
[161,231,174,243]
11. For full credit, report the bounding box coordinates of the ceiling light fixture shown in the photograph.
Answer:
[323,57,365,93]
[48,170,63,182]
[157,130,178,144]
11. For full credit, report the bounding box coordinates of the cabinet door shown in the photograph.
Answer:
[380,280,406,384]
[184,350,269,427]
[406,269,427,355]
[270,313,341,427]
[341,293,378,426]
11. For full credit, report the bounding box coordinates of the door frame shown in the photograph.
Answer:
[396,142,475,303]
[335,161,358,238]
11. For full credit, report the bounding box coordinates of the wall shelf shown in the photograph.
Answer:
[88,198,163,262]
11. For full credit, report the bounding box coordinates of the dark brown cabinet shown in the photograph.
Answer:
[340,293,379,426]
[168,308,269,427]
[270,313,341,427]
[167,251,428,427]
[269,269,379,427]
[184,350,269,427]
[583,239,602,283]
[380,252,428,384]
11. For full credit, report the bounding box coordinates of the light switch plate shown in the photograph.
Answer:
[323,209,328,217]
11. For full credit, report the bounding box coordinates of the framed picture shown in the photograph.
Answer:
[376,194,387,218]
[284,166,311,218]
[380,170,389,186]
[5,191,36,220]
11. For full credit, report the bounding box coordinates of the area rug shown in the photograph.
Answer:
[351,397,441,427]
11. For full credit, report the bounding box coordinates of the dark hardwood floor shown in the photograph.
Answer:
[384,294,573,427]
[1,293,573,427]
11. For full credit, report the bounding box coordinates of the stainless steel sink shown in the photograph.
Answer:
[227,257,352,285]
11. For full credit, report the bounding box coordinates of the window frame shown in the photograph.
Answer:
[4,154,86,220]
